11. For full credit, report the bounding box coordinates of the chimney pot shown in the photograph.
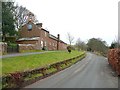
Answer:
[36,23,42,27]
[58,34,60,40]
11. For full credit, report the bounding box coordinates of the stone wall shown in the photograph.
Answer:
[0,42,7,55]
[18,44,40,52]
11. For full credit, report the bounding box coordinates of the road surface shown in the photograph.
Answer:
[25,52,118,88]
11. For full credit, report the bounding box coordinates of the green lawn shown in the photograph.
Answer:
[1,51,85,76]
[19,49,44,53]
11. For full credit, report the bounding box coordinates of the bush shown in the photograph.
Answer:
[42,46,48,51]
[67,46,72,53]
[7,42,18,48]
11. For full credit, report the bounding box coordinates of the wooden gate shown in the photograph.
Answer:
[7,44,19,53]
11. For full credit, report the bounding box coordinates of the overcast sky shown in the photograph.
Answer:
[15,0,119,46]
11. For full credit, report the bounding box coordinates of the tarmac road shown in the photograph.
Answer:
[25,52,118,88]
[1,51,56,58]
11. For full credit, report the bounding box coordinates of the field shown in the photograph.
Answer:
[1,51,85,76]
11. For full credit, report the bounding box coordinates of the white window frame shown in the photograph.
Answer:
[45,32,47,37]
[44,41,47,46]
[41,41,43,48]
[50,42,51,45]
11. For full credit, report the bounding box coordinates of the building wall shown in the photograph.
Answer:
[59,42,67,50]
[17,40,41,50]
[19,23,41,38]
[19,44,39,52]
[17,23,67,51]
[48,38,57,50]
[17,40,38,44]
[40,29,49,49]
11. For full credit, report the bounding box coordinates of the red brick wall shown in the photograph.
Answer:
[18,23,67,51]
[19,23,41,38]
[17,40,37,44]
[48,38,57,50]
[19,44,39,52]
[40,29,49,49]
[59,42,67,50]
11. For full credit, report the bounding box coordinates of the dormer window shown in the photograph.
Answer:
[45,32,47,37]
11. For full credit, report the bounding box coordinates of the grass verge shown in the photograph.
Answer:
[1,50,85,76]
[19,50,44,53]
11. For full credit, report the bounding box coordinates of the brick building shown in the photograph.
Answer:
[16,13,67,51]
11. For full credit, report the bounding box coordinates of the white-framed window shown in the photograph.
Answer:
[38,27,41,29]
[53,43,54,46]
[41,41,43,48]
[44,41,47,46]
[50,42,51,45]
[45,32,47,37]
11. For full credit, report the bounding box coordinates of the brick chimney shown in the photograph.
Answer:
[36,23,42,28]
[57,34,60,50]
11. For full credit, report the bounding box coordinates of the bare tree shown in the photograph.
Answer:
[76,38,87,51]
[67,32,74,45]
[114,35,120,48]
[14,5,38,30]
[76,38,82,51]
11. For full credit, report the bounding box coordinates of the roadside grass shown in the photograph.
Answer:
[19,50,44,53]
[24,73,43,81]
[20,54,86,82]
[1,51,85,76]
[0,82,2,90]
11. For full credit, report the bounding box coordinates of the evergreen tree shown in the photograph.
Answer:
[2,2,16,41]
[109,42,119,49]
[87,38,108,54]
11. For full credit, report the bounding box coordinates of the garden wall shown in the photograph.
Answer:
[0,42,7,55]
[18,44,40,52]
